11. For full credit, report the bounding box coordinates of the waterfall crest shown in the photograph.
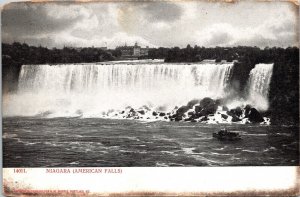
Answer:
[247,63,274,111]
[4,61,274,118]
[5,61,234,117]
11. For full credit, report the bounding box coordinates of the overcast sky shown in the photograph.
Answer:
[1,1,299,48]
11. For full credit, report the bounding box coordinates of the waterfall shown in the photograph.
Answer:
[247,63,274,111]
[4,60,234,117]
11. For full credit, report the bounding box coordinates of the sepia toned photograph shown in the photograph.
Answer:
[2,0,299,170]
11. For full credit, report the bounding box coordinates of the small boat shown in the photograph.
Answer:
[213,129,241,141]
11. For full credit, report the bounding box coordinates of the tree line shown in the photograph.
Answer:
[2,42,121,91]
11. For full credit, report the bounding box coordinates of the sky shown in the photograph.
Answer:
[1,1,299,49]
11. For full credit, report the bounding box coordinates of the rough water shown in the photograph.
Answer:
[4,60,297,167]
[3,117,298,167]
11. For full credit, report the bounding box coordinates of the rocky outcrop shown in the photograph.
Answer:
[199,97,218,116]
[227,106,243,118]
[187,99,201,108]
[221,114,228,119]
[152,111,158,116]
[171,97,221,122]
[176,105,190,116]
[245,107,264,123]
[101,98,269,125]
[159,112,166,116]
[231,115,241,122]
[137,110,145,115]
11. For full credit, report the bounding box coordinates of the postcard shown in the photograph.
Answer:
[2,0,299,196]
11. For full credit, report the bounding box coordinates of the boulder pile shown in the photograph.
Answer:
[103,97,270,125]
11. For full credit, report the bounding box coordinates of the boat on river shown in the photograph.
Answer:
[213,129,241,141]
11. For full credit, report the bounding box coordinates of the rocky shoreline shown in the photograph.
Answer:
[103,97,270,125]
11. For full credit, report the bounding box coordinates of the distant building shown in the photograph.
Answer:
[69,46,107,52]
[117,42,149,57]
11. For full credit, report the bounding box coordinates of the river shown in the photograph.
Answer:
[3,117,298,167]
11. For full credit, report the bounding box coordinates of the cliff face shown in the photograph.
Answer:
[2,54,22,93]
[229,61,255,95]
[229,48,299,126]
[268,48,299,125]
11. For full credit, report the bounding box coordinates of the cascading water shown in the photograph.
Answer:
[247,63,274,111]
[4,60,234,117]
